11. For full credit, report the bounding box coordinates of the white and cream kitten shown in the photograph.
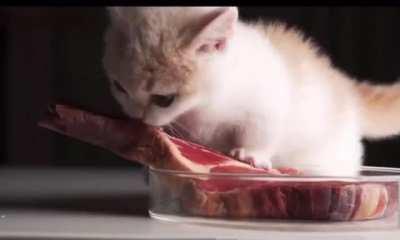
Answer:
[103,7,400,176]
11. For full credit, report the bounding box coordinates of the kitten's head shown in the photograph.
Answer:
[103,7,238,126]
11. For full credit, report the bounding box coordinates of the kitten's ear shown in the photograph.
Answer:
[107,7,128,25]
[106,7,132,31]
[107,7,122,19]
[187,7,238,54]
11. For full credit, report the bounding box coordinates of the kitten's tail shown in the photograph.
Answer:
[357,80,400,139]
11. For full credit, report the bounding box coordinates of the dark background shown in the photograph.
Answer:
[1,7,400,168]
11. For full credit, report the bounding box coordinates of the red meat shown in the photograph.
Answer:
[38,104,398,221]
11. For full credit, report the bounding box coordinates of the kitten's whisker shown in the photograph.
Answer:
[171,122,191,136]
[168,122,187,139]
[164,124,181,138]
[172,124,186,139]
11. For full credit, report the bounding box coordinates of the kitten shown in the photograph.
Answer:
[103,6,400,176]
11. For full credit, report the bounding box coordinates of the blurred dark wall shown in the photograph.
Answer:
[1,7,400,168]
[1,7,127,167]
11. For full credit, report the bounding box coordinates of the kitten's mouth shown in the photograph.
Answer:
[141,113,177,128]
[142,120,164,128]
[140,117,169,129]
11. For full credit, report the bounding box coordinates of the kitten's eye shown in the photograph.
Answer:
[112,80,128,94]
[151,94,176,108]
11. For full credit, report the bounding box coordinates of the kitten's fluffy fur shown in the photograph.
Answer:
[103,7,400,176]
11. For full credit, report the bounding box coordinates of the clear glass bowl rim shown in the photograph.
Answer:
[148,165,400,182]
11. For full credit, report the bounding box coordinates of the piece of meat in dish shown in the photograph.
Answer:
[38,104,398,221]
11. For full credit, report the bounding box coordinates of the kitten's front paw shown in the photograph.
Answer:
[229,148,272,169]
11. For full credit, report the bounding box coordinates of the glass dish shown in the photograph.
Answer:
[148,166,400,231]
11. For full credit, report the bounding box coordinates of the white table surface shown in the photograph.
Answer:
[0,167,399,240]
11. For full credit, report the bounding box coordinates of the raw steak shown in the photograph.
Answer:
[38,104,398,221]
